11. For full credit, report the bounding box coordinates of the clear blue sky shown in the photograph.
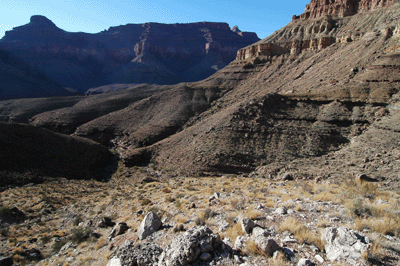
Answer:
[1,0,310,40]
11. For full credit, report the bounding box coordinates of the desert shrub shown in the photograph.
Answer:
[95,237,107,250]
[203,208,218,219]
[195,217,206,226]
[231,198,245,210]
[349,198,371,218]
[0,228,9,237]
[149,207,165,219]
[140,198,152,206]
[175,200,182,208]
[162,187,171,193]
[40,235,52,244]
[73,215,83,226]
[185,185,197,191]
[52,239,68,253]
[165,196,175,203]
[0,206,12,217]
[70,226,93,244]
[175,193,185,199]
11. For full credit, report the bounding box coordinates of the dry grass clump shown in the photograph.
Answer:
[230,197,246,210]
[243,209,263,220]
[94,237,108,250]
[279,217,324,251]
[264,197,275,208]
[317,218,330,228]
[355,216,400,236]
[245,239,265,256]
[224,222,244,242]
[267,251,291,265]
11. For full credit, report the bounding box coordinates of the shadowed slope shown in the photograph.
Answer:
[0,122,114,188]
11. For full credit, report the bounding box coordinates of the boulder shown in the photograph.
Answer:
[355,174,378,183]
[240,217,255,234]
[251,228,280,256]
[108,222,129,241]
[159,226,222,266]
[282,173,294,181]
[0,257,13,266]
[115,241,163,266]
[137,212,162,240]
[97,217,115,228]
[322,227,371,264]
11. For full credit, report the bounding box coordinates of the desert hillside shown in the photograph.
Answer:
[1,0,400,265]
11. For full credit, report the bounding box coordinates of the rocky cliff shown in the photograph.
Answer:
[0,16,259,94]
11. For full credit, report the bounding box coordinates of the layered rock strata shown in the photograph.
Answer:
[0,16,259,94]
[236,0,400,61]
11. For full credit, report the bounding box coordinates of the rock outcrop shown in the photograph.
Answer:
[112,242,163,266]
[159,226,222,266]
[137,212,162,240]
[295,0,398,20]
[236,0,399,61]
[322,227,371,264]
[0,16,259,94]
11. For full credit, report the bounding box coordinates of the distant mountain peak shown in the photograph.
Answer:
[26,15,59,31]
[30,15,56,26]
[231,25,241,33]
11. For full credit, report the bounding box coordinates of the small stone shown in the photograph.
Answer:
[255,203,265,210]
[200,252,211,261]
[282,236,297,244]
[287,209,296,214]
[219,221,230,232]
[297,258,313,266]
[330,217,340,222]
[274,206,288,215]
[282,173,294,181]
[172,223,185,233]
[234,254,244,263]
[315,254,324,263]
[108,222,129,241]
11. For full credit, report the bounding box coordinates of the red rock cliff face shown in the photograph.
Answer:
[296,0,398,20]
[236,0,399,62]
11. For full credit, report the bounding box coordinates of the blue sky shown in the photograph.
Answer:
[1,0,310,40]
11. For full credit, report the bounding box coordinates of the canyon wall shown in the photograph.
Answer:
[0,16,259,95]
[236,0,399,62]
